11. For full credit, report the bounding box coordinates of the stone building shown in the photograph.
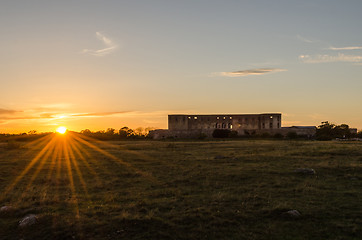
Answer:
[168,113,281,134]
[150,113,287,139]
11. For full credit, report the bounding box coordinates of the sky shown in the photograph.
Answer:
[1,0,362,133]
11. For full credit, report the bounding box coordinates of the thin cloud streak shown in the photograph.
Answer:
[0,111,133,121]
[297,34,314,43]
[299,53,362,63]
[220,68,287,77]
[70,111,133,117]
[328,46,362,51]
[82,32,118,56]
[0,108,20,115]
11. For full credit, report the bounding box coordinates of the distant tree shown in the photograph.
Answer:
[106,128,115,135]
[28,130,37,135]
[126,129,135,138]
[80,129,92,135]
[316,121,335,140]
[357,131,362,138]
[334,124,351,138]
[118,127,128,139]
[316,121,352,140]
[135,127,144,136]
[119,127,135,138]
[144,127,156,138]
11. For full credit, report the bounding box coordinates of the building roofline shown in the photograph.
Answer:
[169,113,281,116]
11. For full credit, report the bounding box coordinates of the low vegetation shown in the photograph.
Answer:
[315,121,359,140]
[0,138,361,239]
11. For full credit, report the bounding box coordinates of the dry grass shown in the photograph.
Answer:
[0,137,362,239]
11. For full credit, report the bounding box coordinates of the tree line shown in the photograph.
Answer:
[211,121,362,140]
[79,127,155,140]
[315,121,361,140]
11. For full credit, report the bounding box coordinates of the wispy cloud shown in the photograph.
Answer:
[220,68,287,77]
[0,108,20,115]
[70,111,132,117]
[299,53,362,63]
[82,32,118,56]
[328,46,362,51]
[0,109,133,121]
[297,34,314,43]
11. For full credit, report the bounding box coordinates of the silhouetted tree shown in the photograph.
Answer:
[135,127,144,136]
[80,129,92,135]
[106,128,115,135]
[357,131,362,138]
[28,130,37,135]
[316,121,352,140]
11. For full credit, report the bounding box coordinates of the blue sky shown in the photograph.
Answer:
[1,0,362,132]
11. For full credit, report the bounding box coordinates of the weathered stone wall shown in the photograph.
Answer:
[168,115,189,130]
[149,127,316,139]
[280,127,316,137]
[149,129,214,139]
[168,113,281,134]
[147,113,320,139]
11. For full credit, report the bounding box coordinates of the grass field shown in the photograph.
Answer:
[1,134,362,239]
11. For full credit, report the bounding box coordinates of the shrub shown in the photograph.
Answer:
[287,131,298,139]
[229,131,238,138]
[212,129,231,138]
[261,132,271,138]
[273,133,284,139]
[198,133,207,140]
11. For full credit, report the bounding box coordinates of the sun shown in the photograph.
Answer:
[56,126,67,134]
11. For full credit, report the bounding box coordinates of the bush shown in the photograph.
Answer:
[316,121,353,140]
[287,131,298,139]
[273,133,284,139]
[229,131,238,138]
[212,129,231,138]
[260,132,271,138]
[198,133,207,140]
[358,131,362,138]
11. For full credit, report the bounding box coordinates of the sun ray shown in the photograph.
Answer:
[22,133,53,149]
[71,135,125,186]
[63,138,80,218]
[68,137,101,182]
[71,133,158,182]
[20,139,57,200]
[67,141,90,198]
[2,136,57,198]
[46,139,61,181]
[72,133,132,166]
[41,140,61,206]
[75,133,121,149]
[76,132,171,170]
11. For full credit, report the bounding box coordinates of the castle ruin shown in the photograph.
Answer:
[149,113,316,139]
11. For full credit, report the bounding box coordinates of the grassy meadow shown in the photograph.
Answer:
[0,134,362,239]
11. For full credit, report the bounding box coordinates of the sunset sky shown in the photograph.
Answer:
[1,1,362,133]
